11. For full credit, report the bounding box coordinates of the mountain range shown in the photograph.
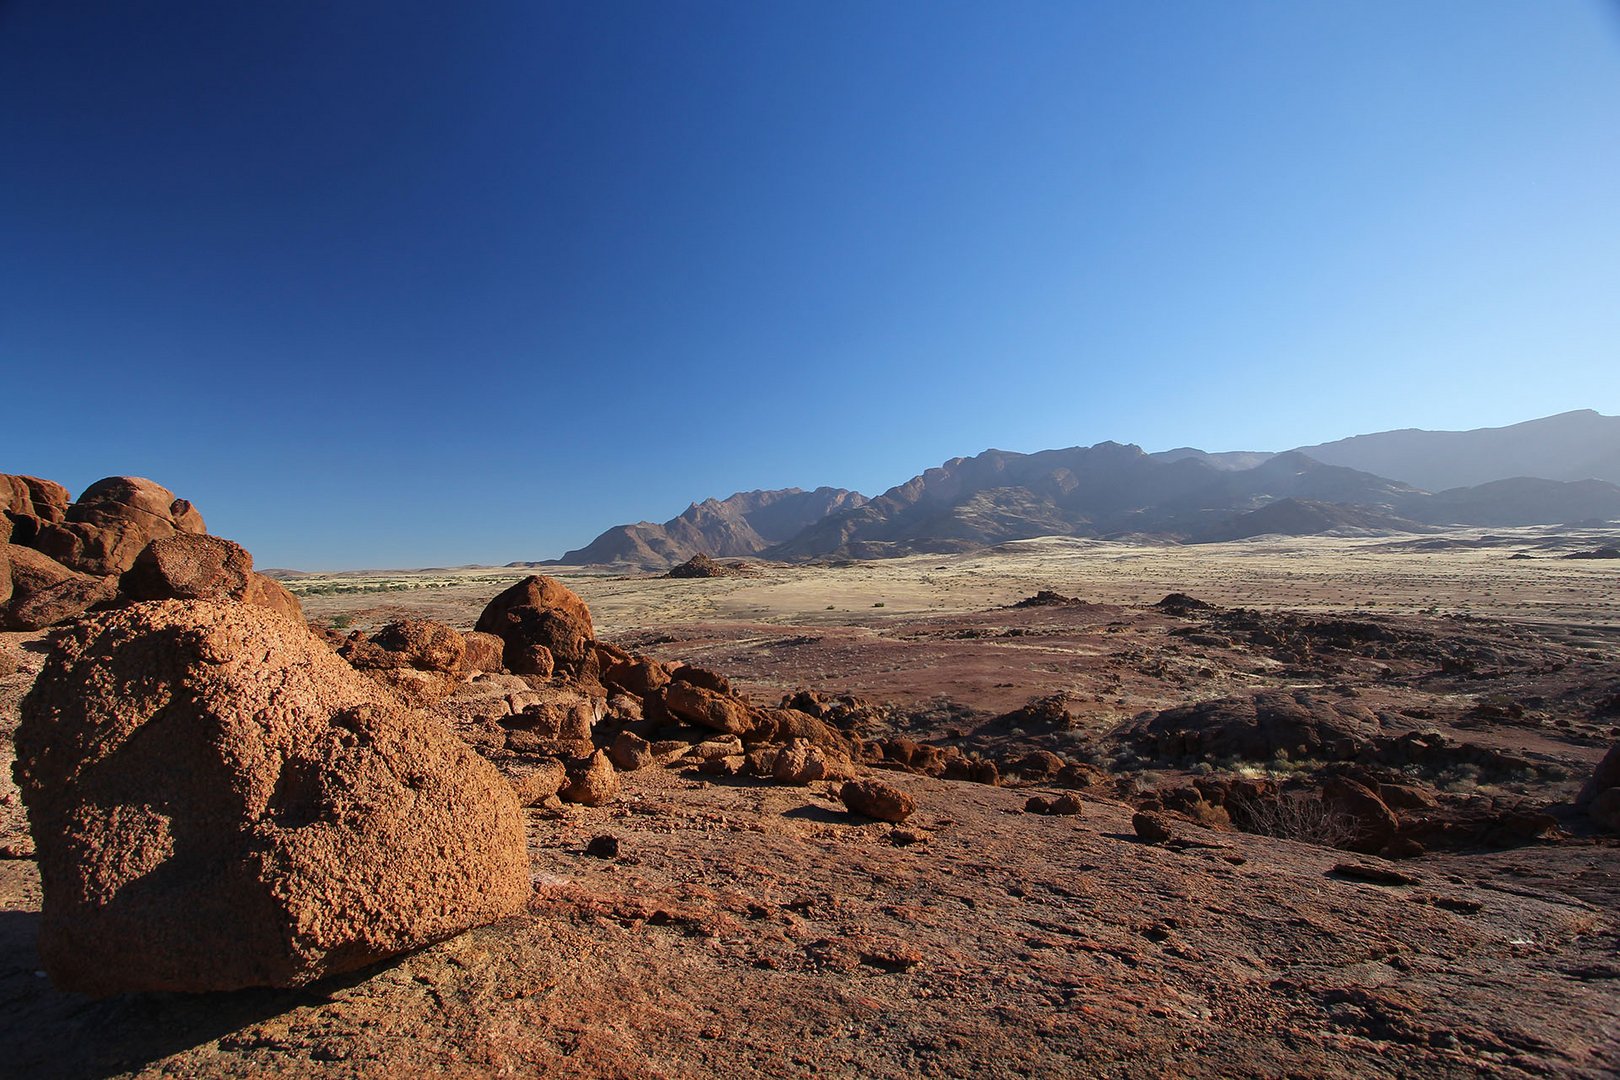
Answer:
[554,410,1620,568]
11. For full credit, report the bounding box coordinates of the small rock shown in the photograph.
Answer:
[1133,811,1175,843]
[584,834,620,859]
[841,778,915,823]
[1331,863,1420,887]
[561,750,619,807]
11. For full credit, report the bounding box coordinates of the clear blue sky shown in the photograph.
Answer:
[4,2,1618,568]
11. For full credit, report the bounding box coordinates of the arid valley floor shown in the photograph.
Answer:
[4,526,1620,1077]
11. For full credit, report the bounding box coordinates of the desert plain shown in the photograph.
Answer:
[4,525,1620,1077]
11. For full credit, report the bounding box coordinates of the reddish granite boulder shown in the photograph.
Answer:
[474,575,596,677]
[34,476,206,576]
[14,600,530,995]
[120,532,305,624]
[1,543,118,630]
[1,474,71,546]
[663,681,753,735]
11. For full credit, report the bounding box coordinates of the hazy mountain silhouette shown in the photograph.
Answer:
[1292,409,1620,491]
[556,412,1620,567]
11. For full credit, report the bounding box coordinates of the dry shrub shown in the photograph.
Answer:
[1229,792,1357,849]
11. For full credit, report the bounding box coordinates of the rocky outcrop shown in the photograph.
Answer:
[1120,690,1383,763]
[1,474,70,546]
[14,601,530,995]
[475,575,597,678]
[34,476,206,576]
[1,473,297,630]
[664,553,741,578]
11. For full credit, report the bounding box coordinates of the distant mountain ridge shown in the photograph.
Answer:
[555,411,1620,567]
[555,486,867,567]
[1292,409,1620,491]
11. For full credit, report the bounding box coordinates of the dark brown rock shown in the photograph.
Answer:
[1577,743,1620,809]
[1026,794,1084,816]
[841,778,916,823]
[1133,811,1175,843]
[1322,776,1401,855]
[14,600,530,995]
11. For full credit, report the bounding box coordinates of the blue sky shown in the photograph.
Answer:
[3,2,1617,568]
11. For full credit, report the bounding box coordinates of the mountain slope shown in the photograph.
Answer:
[557,487,866,568]
[763,444,1420,560]
[1292,409,1620,491]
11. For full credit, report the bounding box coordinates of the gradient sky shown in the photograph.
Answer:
[4,2,1618,568]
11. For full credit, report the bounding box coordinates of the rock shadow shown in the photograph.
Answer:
[0,910,404,1080]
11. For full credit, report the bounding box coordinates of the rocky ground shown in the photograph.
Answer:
[3,528,1619,1078]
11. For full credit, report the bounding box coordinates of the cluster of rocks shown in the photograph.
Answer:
[1131,769,1560,857]
[662,553,755,578]
[1118,689,1542,780]
[318,576,935,811]
[2,473,300,631]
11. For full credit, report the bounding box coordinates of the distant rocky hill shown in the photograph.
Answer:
[1292,409,1620,491]
[556,487,866,568]
[554,412,1620,567]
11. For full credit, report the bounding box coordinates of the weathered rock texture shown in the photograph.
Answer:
[14,601,530,995]
[1,544,119,631]
[120,532,303,623]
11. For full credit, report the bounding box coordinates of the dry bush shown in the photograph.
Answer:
[1229,792,1357,849]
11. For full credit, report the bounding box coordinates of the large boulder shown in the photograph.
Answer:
[120,532,304,623]
[474,575,596,678]
[1,543,118,630]
[35,476,207,576]
[1,474,71,546]
[13,601,530,995]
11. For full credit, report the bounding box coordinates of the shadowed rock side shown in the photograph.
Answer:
[14,601,530,995]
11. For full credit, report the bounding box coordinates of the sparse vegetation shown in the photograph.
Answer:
[1230,792,1357,848]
